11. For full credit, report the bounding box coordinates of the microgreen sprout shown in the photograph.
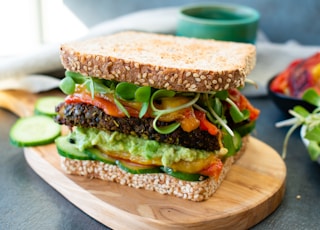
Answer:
[276,88,320,160]
[59,71,254,137]
[150,91,200,134]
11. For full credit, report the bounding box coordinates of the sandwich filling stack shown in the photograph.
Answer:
[54,31,259,201]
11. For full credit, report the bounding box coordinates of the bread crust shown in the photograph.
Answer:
[59,136,249,202]
[60,31,256,92]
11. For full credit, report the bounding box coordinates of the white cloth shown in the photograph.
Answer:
[0,7,319,95]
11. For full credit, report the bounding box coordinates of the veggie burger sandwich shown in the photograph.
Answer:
[54,31,259,201]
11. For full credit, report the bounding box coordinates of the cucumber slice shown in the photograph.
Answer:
[10,115,61,147]
[160,167,207,181]
[84,148,116,165]
[116,160,162,174]
[34,96,64,117]
[55,136,92,160]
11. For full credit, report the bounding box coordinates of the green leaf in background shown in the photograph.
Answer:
[304,125,320,142]
[307,141,320,161]
[292,105,310,118]
[302,88,320,107]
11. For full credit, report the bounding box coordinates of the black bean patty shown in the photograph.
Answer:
[55,103,222,151]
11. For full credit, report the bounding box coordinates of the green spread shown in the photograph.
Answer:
[69,127,221,166]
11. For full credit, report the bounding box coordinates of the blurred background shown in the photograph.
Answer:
[1,0,319,57]
[0,0,87,56]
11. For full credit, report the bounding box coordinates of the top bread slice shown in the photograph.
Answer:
[60,31,256,92]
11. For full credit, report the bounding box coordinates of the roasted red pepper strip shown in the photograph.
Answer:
[199,158,223,180]
[65,93,131,117]
[194,110,219,135]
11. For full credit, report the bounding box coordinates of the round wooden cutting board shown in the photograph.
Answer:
[1,90,286,229]
[24,137,286,230]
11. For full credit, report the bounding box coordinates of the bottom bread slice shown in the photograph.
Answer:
[60,137,248,202]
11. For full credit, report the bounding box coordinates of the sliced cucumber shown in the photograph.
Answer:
[55,136,92,160]
[160,167,207,181]
[84,147,116,165]
[10,115,61,147]
[116,160,162,174]
[34,96,64,117]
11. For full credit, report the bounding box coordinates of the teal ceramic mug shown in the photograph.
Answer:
[176,3,260,43]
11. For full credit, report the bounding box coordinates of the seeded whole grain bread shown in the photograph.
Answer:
[60,31,256,92]
[60,136,248,202]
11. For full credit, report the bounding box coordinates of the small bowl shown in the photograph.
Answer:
[267,76,316,115]
[176,3,260,43]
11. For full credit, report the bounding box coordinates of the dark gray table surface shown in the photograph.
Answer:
[1,95,320,230]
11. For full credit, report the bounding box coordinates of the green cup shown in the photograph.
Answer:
[176,3,260,43]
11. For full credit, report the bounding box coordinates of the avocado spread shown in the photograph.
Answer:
[70,127,221,166]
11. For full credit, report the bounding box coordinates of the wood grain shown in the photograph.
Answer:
[0,90,287,230]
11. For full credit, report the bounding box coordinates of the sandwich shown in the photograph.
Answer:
[54,31,259,201]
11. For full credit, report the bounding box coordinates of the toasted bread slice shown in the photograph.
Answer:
[60,31,256,92]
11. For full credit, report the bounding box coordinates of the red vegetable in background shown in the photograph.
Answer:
[270,52,320,98]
